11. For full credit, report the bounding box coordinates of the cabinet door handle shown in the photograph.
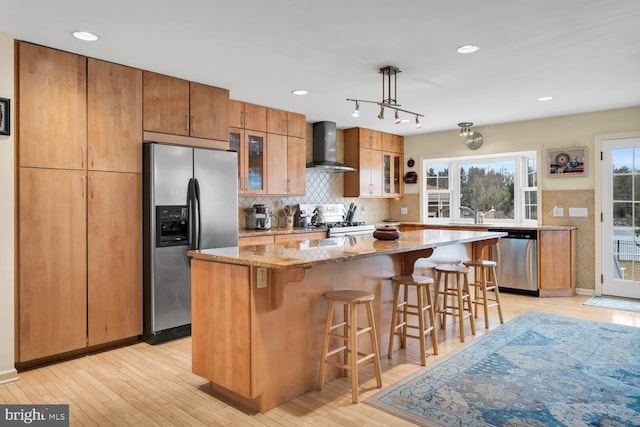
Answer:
[90,145,94,168]
[191,116,195,133]
[90,176,94,199]
[286,179,290,192]
[80,146,84,169]
[81,176,85,199]
[244,112,248,128]
[185,115,190,132]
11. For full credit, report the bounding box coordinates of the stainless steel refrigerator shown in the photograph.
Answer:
[143,142,238,344]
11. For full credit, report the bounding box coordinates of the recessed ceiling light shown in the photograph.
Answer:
[291,89,308,96]
[72,31,99,41]
[538,96,554,101]
[456,44,479,54]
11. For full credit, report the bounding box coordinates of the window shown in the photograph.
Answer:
[421,151,538,224]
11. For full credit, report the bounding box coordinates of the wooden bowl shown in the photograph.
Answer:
[373,227,401,240]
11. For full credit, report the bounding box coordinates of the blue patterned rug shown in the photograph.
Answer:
[584,296,640,313]
[365,311,640,426]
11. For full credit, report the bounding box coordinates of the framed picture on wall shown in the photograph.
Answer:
[547,146,587,177]
[0,98,9,136]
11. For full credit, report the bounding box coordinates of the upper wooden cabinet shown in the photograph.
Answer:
[266,134,305,195]
[229,100,267,131]
[88,59,143,173]
[266,108,306,138]
[344,127,402,198]
[383,132,404,153]
[18,42,87,170]
[358,128,382,150]
[143,71,229,141]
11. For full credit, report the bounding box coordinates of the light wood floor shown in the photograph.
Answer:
[2,293,640,426]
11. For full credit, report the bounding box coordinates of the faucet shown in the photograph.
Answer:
[459,206,479,224]
[460,206,496,224]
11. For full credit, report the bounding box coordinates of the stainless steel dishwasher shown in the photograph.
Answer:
[488,229,538,296]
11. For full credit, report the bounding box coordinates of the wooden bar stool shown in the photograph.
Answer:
[463,259,504,328]
[433,265,476,342]
[317,290,383,403]
[388,275,439,366]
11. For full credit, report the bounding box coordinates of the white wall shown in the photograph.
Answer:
[404,106,640,193]
[0,32,17,383]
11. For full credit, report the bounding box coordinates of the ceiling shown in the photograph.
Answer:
[1,0,639,136]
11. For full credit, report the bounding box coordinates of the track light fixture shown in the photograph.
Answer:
[458,122,473,137]
[347,65,425,129]
[352,101,360,117]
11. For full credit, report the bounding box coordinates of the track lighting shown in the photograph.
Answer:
[352,101,360,117]
[458,122,473,137]
[347,65,425,127]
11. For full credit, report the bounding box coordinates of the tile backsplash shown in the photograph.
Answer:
[239,169,390,227]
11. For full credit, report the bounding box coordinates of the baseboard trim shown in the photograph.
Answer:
[0,368,19,385]
[575,287,595,296]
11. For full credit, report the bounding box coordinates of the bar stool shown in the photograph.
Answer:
[463,259,504,328]
[433,264,476,342]
[317,290,383,403]
[388,275,439,366]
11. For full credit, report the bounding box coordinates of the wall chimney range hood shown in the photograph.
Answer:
[306,121,356,172]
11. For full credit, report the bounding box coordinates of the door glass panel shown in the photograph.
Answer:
[247,134,264,191]
[230,130,242,191]
[383,154,391,194]
[393,155,400,194]
[605,139,640,297]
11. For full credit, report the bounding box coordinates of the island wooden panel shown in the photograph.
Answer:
[191,254,401,412]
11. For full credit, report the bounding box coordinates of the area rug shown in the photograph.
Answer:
[365,311,640,427]
[584,296,640,313]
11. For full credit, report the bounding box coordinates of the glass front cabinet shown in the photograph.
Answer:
[230,127,267,194]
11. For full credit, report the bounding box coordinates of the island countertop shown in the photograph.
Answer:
[188,228,507,270]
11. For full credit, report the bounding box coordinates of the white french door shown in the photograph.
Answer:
[601,136,640,298]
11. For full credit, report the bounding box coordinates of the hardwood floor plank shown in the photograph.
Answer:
[3,294,640,426]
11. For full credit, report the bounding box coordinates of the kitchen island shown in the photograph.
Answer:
[188,229,505,412]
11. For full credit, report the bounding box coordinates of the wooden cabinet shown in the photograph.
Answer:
[233,100,306,196]
[344,127,403,198]
[18,168,88,362]
[239,235,275,246]
[538,229,577,296]
[88,59,142,173]
[232,127,267,194]
[266,108,306,138]
[383,151,403,197]
[266,134,305,195]
[87,172,142,346]
[17,43,143,363]
[143,71,229,141]
[18,42,87,170]
[274,231,327,243]
[229,100,267,131]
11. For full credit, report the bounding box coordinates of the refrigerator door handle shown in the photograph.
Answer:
[187,178,197,251]
[194,178,202,250]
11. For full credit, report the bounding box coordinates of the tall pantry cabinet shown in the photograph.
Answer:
[17,42,142,363]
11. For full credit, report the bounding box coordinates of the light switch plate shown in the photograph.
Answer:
[553,206,564,217]
[256,267,268,288]
[569,207,588,217]
[400,207,408,215]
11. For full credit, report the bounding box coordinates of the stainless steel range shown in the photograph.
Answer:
[297,203,375,237]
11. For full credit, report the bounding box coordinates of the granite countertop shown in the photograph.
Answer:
[189,229,506,270]
[400,222,577,231]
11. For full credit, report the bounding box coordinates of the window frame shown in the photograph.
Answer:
[419,151,538,226]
